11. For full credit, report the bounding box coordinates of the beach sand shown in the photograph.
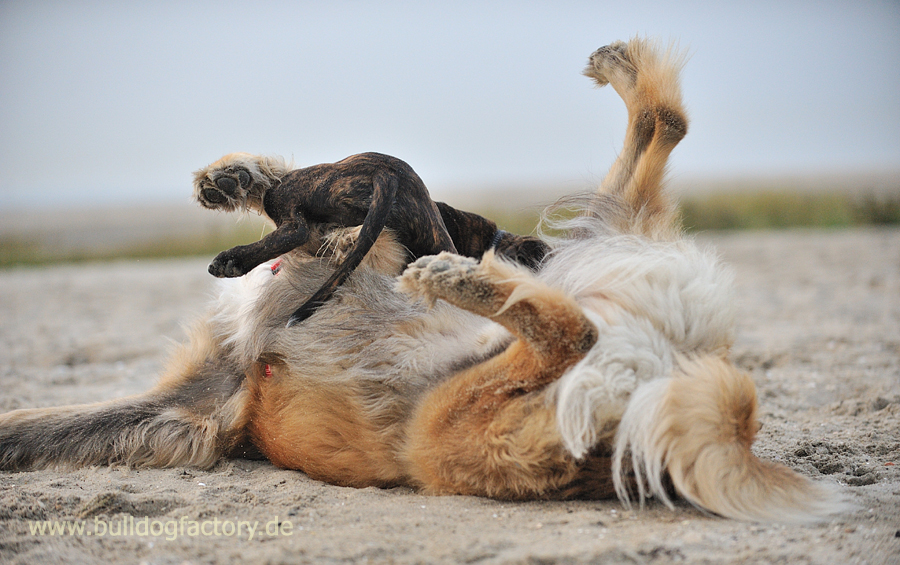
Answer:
[0,228,898,564]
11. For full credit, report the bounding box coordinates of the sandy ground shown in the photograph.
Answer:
[0,227,898,564]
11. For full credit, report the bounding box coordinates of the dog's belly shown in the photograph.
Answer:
[246,361,407,487]
[217,251,512,487]
[238,271,509,487]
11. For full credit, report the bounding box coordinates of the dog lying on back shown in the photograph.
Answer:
[193,152,548,325]
[0,38,847,522]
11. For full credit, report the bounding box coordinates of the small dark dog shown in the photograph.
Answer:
[193,151,548,325]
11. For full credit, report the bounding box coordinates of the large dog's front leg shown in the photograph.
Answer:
[397,252,597,499]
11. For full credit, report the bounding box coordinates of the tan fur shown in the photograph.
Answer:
[247,361,404,487]
[398,252,598,499]
[653,357,837,521]
[583,38,687,238]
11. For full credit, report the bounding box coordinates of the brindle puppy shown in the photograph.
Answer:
[193,152,547,325]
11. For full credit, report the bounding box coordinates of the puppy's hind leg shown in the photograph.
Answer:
[287,170,400,326]
[398,253,597,498]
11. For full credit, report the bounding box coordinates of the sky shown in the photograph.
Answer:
[1,0,898,209]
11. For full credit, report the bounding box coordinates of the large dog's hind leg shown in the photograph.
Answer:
[0,321,250,471]
[397,252,597,498]
[584,38,688,233]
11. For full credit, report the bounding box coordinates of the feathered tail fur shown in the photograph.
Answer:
[613,357,849,522]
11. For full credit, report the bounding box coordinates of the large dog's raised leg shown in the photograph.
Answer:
[397,252,597,499]
[584,39,688,233]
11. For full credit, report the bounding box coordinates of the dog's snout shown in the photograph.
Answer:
[215,176,238,195]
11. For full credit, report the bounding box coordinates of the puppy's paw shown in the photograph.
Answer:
[209,250,249,278]
[583,40,634,88]
[193,152,287,213]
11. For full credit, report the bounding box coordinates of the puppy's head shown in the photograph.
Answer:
[192,152,290,214]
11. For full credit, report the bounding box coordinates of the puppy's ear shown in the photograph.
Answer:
[492,234,549,271]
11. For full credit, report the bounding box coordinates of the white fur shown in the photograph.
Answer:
[545,233,736,458]
[209,260,278,348]
[610,377,674,507]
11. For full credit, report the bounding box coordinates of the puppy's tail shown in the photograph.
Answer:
[287,169,401,326]
[613,356,849,522]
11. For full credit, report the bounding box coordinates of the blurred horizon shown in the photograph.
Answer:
[2,1,899,211]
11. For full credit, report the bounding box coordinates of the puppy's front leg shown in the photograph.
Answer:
[209,218,310,278]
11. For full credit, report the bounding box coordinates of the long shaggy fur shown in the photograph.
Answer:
[0,37,848,522]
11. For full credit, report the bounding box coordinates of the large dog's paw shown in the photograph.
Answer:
[397,252,523,320]
[320,226,362,263]
[583,40,634,88]
[397,252,483,306]
[319,226,407,276]
[208,249,251,278]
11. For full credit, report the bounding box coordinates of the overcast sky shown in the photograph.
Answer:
[1,0,898,209]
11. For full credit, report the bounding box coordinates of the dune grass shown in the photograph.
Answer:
[1,189,897,268]
[488,189,900,235]
[679,190,900,231]
[0,222,267,268]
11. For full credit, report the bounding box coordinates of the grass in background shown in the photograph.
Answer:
[487,189,900,235]
[0,221,267,268]
[679,190,900,231]
[1,189,898,268]
[475,206,546,238]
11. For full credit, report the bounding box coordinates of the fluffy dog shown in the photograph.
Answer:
[193,151,548,325]
[0,38,846,522]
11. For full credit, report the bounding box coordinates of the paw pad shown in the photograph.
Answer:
[215,176,238,195]
[397,252,480,302]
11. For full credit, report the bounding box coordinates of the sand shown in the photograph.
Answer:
[0,228,898,564]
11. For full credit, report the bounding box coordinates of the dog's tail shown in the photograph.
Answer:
[612,355,849,522]
[0,321,250,471]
